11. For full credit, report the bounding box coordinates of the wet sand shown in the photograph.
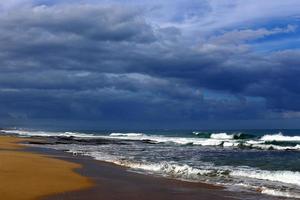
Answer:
[0,136,92,200]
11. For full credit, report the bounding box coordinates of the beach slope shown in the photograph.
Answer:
[0,136,92,200]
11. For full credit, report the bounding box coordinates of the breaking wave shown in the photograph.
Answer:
[231,168,300,186]
[260,132,300,142]
[2,129,300,151]
[63,145,300,186]
[56,145,300,199]
[193,132,255,140]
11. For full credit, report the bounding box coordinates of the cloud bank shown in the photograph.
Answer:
[0,0,299,129]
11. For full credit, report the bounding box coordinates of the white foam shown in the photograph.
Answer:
[231,169,300,186]
[251,144,300,151]
[261,187,300,199]
[117,161,213,179]
[1,129,100,138]
[104,134,226,146]
[223,141,239,147]
[246,140,264,145]
[244,140,300,151]
[3,129,300,151]
[260,132,300,141]
[77,148,300,188]
[38,143,300,199]
[233,184,300,199]
[0,129,227,146]
[210,133,234,139]
[1,129,56,137]
[85,152,218,181]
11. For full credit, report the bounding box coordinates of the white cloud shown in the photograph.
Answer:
[0,0,32,12]
[209,25,297,45]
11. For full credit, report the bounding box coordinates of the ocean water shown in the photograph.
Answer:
[1,129,300,199]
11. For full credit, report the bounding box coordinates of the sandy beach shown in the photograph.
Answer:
[0,136,92,200]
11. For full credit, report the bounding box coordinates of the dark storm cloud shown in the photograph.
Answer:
[0,2,299,128]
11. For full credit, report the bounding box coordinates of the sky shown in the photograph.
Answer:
[0,0,300,130]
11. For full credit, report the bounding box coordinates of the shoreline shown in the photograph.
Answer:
[1,135,293,200]
[26,144,276,200]
[36,147,238,200]
[29,140,296,200]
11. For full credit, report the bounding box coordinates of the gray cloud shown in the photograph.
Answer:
[0,2,299,128]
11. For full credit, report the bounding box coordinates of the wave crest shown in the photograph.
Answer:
[2,129,300,151]
[260,132,300,142]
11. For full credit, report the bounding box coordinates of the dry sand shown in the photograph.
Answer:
[0,136,93,200]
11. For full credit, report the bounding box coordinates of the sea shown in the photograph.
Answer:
[1,128,300,199]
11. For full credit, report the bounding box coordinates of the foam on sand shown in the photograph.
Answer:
[231,168,300,186]
[261,187,300,199]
